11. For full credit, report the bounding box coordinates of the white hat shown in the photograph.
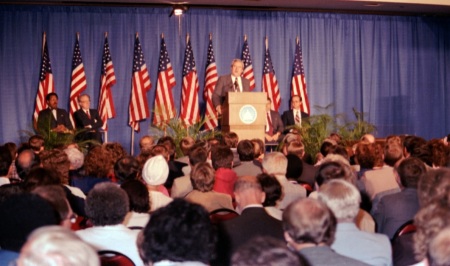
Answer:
[142,155,169,186]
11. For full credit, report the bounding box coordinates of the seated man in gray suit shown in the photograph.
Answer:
[283,198,369,266]
[212,59,250,115]
[265,98,283,143]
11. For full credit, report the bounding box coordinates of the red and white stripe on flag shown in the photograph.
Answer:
[262,42,281,112]
[153,37,176,127]
[98,35,116,131]
[203,38,218,130]
[34,36,54,125]
[241,39,256,91]
[180,37,200,127]
[69,37,87,128]
[291,38,310,115]
[129,36,152,132]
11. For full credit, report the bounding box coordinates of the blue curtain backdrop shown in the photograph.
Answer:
[1,5,449,152]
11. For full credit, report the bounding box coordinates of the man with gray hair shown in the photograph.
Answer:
[283,198,368,266]
[76,182,143,265]
[215,175,284,265]
[18,226,99,266]
[212,59,251,115]
[318,179,392,266]
[262,152,306,210]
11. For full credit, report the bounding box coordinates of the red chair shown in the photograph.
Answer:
[98,250,135,266]
[299,182,313,196]
[209,208,239,224]
[392,220,416,241]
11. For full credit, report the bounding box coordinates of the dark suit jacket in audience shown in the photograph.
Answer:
[215,207,284,265]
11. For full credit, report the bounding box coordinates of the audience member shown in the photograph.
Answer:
[32,185,76,229]
[216,175,284,265]
[212,145,238,199]
[139,199,215,266]
[157,137,187,188]
[318,179,392,265]
[185,162,233,212]
[231,236,302,266]
[373,157,425,239]
[142,155,173,211]
[176,136,195,164]
[15,149,40,180]
[257,173,283,220]
[286,140,317,188]
[121,180,151,228]
[114,156,139,184]
[171,145,208,198]
[282,198,368,266]
[262,152,306,210]
[428,227,450,266]
[76,182,143,265]
[139,135,154,153]
[0,193,60,264]
[0,145,13,186]
[28,135,45,154]
[74,145,111,194]
[18,226,99,266]
[223,132,240,167]
[233,140,262,177]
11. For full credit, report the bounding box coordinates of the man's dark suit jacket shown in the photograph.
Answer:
[215,207,284,265]
[266,110,284,136]
[372,188,420,239]
[297,161,317,188]
[37,108,73,134]
[73,108,103,143]
[212,75,250,107]
[281,109,308,128]
[73,108,103,130]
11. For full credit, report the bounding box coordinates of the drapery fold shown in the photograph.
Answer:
[1,5,449,150]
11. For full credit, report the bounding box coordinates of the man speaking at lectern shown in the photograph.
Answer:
[212,59,250,115]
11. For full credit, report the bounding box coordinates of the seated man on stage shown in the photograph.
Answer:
[37,92,73,135]
[73,94,103,143]
[265,97,284,143]
[212,59,250,115]
[281,95,308,131]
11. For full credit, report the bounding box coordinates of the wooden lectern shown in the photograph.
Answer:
[221,92,267,141]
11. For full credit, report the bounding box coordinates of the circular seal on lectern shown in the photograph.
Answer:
[239,105,257,124]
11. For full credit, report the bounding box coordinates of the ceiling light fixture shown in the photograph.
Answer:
[169,5,188,17]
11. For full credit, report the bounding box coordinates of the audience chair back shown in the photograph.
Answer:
[392,220,416,242]
[209,208,239,224]
[98,250,135,266]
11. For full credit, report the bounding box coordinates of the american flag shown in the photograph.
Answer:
[203,38,218,130]
[291,38,310,115]
[69,36,87,127]
[34,36,54,126]
[129,35,152,132]
[153,36,176,127]
[241,39,256,91]
[262,41,281,112]
[180,36,200,127]
[98,35,116,131]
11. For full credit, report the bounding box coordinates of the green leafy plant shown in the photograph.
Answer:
[285,104,376,160]
[148,115,221,158]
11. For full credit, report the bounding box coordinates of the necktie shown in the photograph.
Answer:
[86,110,91,119]
[266,112,274,136]
[233,78,239,92]
[295,111,301,125]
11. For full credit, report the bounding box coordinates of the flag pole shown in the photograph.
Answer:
[296,36,299,45]
[265,36,268,50]
[42,32,46,56]
[130,32,139,156]
[244,34,247,42]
